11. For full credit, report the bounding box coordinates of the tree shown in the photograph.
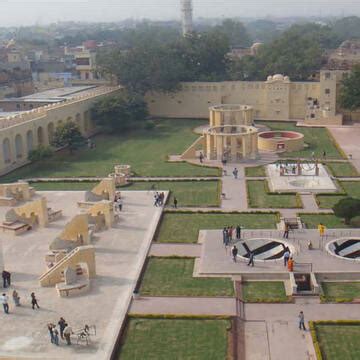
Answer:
[28,145,53,162]
[333,197,360,224]
[215,19,251,47]
[331,16,360,42]
[52,121,85,154]
[92,94,148,132]
[339,65,360,110]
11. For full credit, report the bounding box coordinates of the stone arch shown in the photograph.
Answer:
[3,138,11,164]
[15,134,24,159]
[37,126,44,146]
[26,130,34,152]
[48,122,54,144]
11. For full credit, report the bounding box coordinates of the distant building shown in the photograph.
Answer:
[326,40,360,70]
[181,0,193,36]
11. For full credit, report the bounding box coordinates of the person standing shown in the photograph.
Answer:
[236,225,241,240]
[298,311,306,330]
[2,270,10,288]
[222,227,227,245]
[173,197,178,209]
[58,317,67,340]
[117,198,123,212]
[231,245,238,262]
[63,325,73,345]
[53,327,59,346]
[228,226,233,242]
[31,292,39,310]
[318,223,326,238]
[287,257,294,272]
[247,251,255,267]
[199,152,204,163]
[283,223,289,239]
[12,290,20,306]
[1,293,9,314]
[47,323,55,344]
[283,248,290,267]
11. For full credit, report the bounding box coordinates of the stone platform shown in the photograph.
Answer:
[0,190,164,360]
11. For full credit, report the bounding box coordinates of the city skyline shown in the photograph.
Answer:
[1,0,360,27]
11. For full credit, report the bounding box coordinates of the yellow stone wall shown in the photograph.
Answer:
[0,86,121,176]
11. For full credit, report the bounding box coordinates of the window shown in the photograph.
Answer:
[16,104,20,110]
[324,72,331,79]
[325,88,331,95]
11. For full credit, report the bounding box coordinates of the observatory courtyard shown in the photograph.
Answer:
[0,100,360,360]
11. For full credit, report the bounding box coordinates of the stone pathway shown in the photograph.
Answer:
[130,296,237,316]
[149,243,201,257]
[244,302,360,360]
[299,194,319,212]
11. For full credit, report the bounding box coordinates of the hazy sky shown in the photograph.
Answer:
[1,0,360,26]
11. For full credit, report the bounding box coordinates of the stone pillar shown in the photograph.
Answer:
[230,136,237,161]
[0,238,3,272]
[297,160,302,175]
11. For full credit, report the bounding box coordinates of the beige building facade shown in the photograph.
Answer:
[0,86,121,175]
[146,71,343,125]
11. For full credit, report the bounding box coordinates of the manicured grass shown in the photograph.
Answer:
[156,212,279,243]
[245,166,266,177]
[31,182,97,191]
[0,119,220,181]
[314,323,360,359]
[316,181,360,209]
[321,282,360,302]
[247,180,302,209]
[326,162,359,177]
[257,121,344,159]
[300,213,349,228]
[124,180,220,207]
[242,281,289,303]
[118,318,230,360]
[140,258,234,297]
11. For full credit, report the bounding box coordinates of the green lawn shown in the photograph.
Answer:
[118,318,230,360]
[326,162,359,177]
[0,119,220,182]
[321,282,360,302]
[124,180,220,207]
[156,212,279,243]
[140,258,234,297]
[31,182,97,191]
[257,121,344,159]
[314,323,360,360]
[316,181,360,209]
[245,166,266,177]
[247,180,302,209]
[300,213,349,228]
[242,281,289,303]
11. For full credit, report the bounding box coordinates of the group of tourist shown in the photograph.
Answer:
[47,317,74,346]
[114,192,123,212]
[153,192,166,207]
[0,287,39,314]
[222,225,242,246]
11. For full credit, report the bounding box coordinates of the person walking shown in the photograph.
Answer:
[231,245,238,262]
[222,227,227,245]
[12,290,20,306]
[1,293,9,314]
[247,251,255,267]
[228,226,233,242]
[298,311,306,331]
[233,168,238,179]
[58,317,67,340]
[63,324,73,345]
[283,223,289,239]
[287,257,294,272]
[318,223,326,237]
[173,197,178,209]
[236,225,241,240]
[199,152,204,163]
[2,270,10,288]
[31,292,39,310]
[283,248,290,267]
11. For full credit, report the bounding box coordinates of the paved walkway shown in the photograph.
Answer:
[244,302,360,360]
[149,243,201,257]
[329,126,360,171]
[130,296,237,316]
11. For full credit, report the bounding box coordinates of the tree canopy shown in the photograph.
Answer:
[92,94,148,132]
[215,19,251,47]
[339,65,360,110]
[333,197,360,224]
[52,121,85,154]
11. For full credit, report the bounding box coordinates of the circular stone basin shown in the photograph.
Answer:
[326,238,360,261]
[235,238,295,261]
[258,130,304,152]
